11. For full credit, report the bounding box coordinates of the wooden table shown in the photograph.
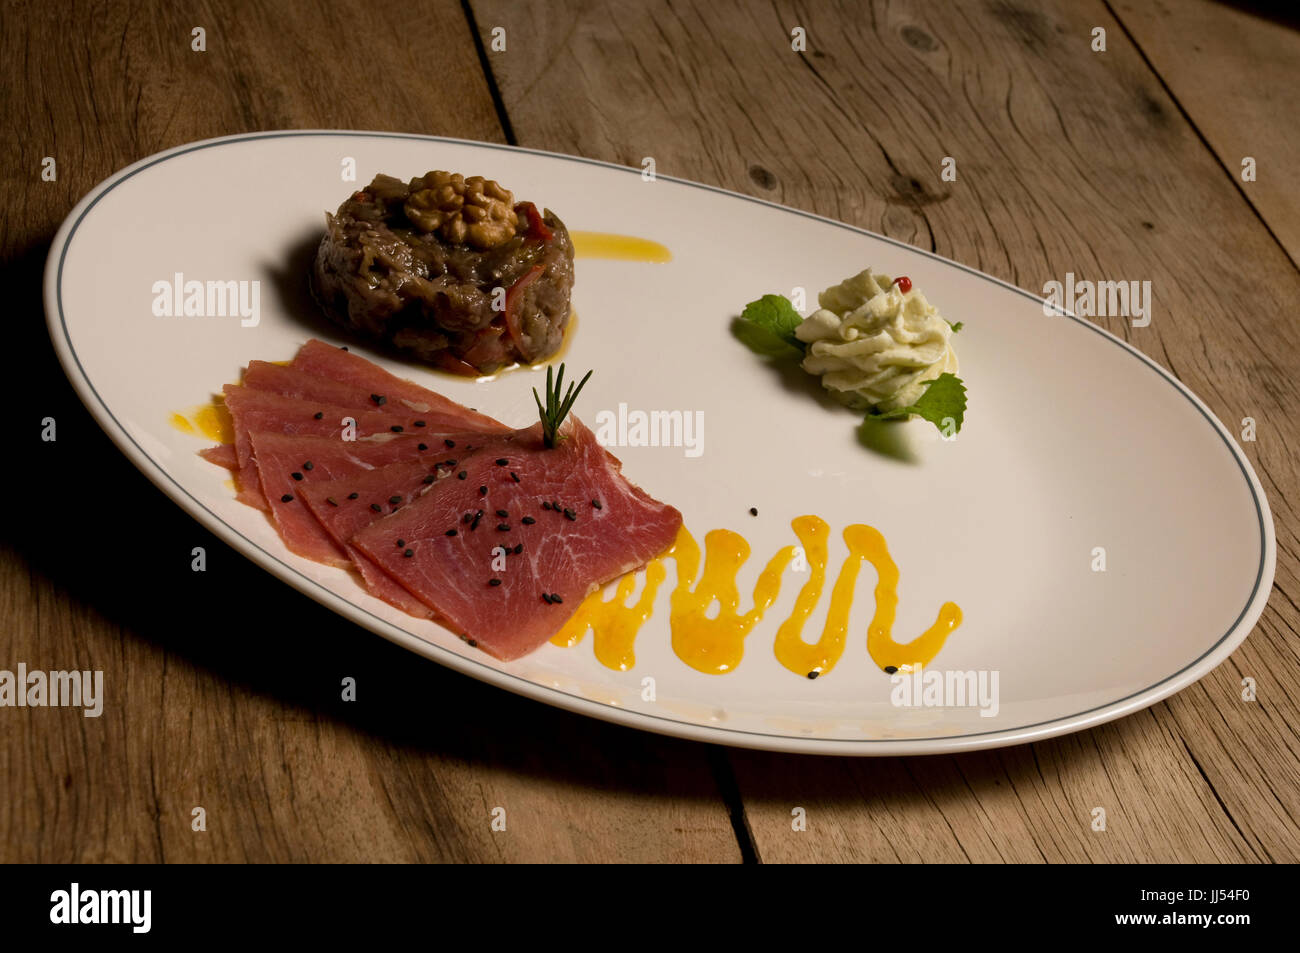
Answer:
[3,0,1297,863]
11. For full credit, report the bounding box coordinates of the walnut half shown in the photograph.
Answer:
[404,171,519,249]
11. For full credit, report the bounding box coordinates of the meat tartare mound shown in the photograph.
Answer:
[311,171,575,376]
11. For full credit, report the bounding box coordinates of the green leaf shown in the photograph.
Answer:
[736,294,805,358]
[948,320,963,332]
[872,373,967,436]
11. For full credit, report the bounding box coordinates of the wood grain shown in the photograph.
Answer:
[472,0,1300,861]
[1110,0,1300,265]
[0,0,740,863]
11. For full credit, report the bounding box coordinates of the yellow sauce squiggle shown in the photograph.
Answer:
[668,527,795,675]
[552,560,668,671]
[557,517,963,678]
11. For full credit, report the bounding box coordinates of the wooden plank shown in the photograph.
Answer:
[473,0,1300,861]
[0,0,740,863]
[1111,0,1300,264]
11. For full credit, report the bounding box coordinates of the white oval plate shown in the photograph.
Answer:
[45,131,1275,755]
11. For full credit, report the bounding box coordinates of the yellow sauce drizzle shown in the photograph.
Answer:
[553,517,964,680]
[551,560,668,670]
[571,231,673,263]
[849,524,964,672]
[169,399,234,443]
[668,526,794,675]
[771,515,841,677]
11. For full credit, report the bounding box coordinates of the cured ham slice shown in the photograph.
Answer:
[222,385,434,509]
[199,444,238,470]
[249,431,452,567]
[243,361,492,433]
[299,460,458,617]
[291,339,508,433]
[352,418,682,661]
[198,341,682,664]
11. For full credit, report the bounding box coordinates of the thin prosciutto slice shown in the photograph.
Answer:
[296,433,514,615]
[298,460,461,617]
[352,418,682,661]
[249,430,456,566]
[222,386,433,509]
[291,339,509,433]
[199,342,682,663]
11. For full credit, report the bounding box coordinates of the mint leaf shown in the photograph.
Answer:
[737,294,805,358]
[872,373,967,435]
[948,321,963,332]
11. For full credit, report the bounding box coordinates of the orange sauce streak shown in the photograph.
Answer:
[668,526,794,675]
[849,524,964,672]
[551,560,668,670]
[571,231,672,263]
[555,518,963,678]
[169,398,233,443]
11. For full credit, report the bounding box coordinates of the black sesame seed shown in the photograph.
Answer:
[884,666,898,674]
[396,539,405,547]
[446,529,458,537]
[444,439,455,448]
[471,514,481,530]
[390,425,404,433]
[423,474,437,484]
[550,593,564,604]
[497,523,510,532]
[403,548,414,558]
[513,543,523,555]
[488,579,501,587]
[750,507,758,516]
[541,502,552,511]
[389,495,403,505]
[371,394,386,405]
[457,471,467,480]
[303,461,314,471]
[340,346,348,351]
[280,493,294,503]
[418,443,429,451]
[414,420,426,427]
[348,492,359,500]
[467,639,477,647]
[495,509,509,518]
[495,458,508,466]
[592,499,602,509]
[551,500,561,511]
[511,472,520,483]
[521,516,535,525]
[370,503,382,512]
[313,411,324,420]
[479,485,488,495]
[563,508,577,521]
[291,471,303,481]
[326,497,339,507]
[542,593,553,604]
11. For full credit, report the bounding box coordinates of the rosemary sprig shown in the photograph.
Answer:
[533,363,593,448]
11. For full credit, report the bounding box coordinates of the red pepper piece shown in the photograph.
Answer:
[514,201,553,243]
